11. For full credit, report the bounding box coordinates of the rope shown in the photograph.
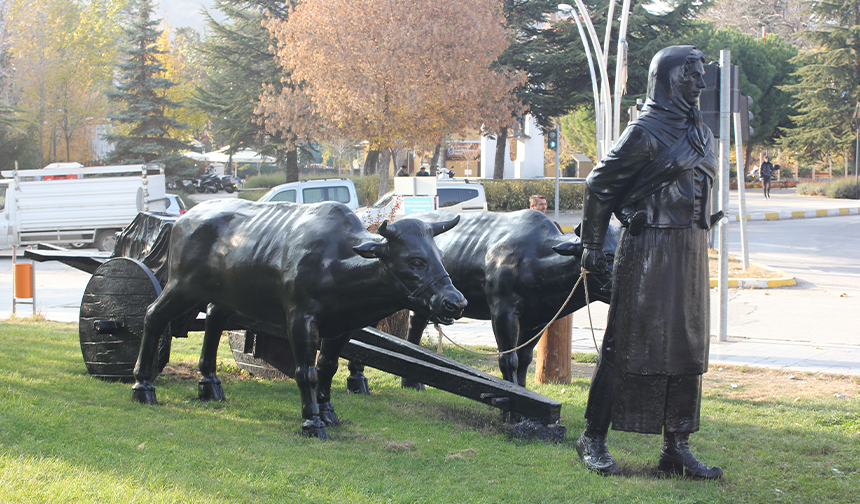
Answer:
[432,269,598,356]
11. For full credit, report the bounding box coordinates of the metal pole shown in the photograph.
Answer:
[573,0,613,153]
[554,124,560,223]
[733,112,750,270]
[856,124,859,192]
[612,0,632,144]
[563,5,603,160]
[602,0,616,73]
[718,51,731,343]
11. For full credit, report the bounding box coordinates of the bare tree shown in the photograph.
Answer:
[701,0,812,48]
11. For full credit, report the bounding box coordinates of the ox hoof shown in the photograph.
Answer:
[301,418,328,440]
[319,402,340,427]
[198,377,225,401]
[347,374,370,394]
[132,381,157,405]
[400,378,426,391]
[513,419,567,442]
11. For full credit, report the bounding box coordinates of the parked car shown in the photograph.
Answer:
[163,194,187,216]
[258,178,360,210]
[356,180,487,226]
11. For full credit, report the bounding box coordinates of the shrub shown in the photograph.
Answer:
[352,175,381,206]
[824,177,860,199]
[796,180,825,196]
[482,179,584,211]
[243,173,286,189]
[796,178,860,199]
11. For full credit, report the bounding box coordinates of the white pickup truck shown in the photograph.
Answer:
[0,164,167,251]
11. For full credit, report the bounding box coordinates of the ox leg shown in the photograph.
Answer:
[198,303,230,401]
[316,332,355,426]
[491,306,520,386]
[401,312,430,391]
[346,360,370,394]
[515,322,541,388]
[133,285,199,404]
[288,313,327,439]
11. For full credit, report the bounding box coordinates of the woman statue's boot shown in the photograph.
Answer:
[576,423,621,476]
[657,432,723,480]
[576,358,620,475]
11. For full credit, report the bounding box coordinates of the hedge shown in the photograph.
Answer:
[236,174,586,211]
[797,177,860,199]
[482,179,584,211]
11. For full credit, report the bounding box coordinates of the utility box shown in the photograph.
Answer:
[571,154,594,178]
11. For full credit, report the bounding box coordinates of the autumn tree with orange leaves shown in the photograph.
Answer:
[259,0,523,196]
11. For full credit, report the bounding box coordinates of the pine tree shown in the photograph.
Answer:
[778,0,860,166]
[103,0,188,166]
[193,0,298,182]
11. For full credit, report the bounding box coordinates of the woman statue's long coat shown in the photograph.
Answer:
[580,45,717,433]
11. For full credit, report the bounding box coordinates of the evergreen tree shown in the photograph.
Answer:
[493,0,712,177]
[778,0,860,167]
[690,27,798,172]
[103,0,188,166]
[193,0,298,182]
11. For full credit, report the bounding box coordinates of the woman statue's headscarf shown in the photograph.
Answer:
[638,45,711,158]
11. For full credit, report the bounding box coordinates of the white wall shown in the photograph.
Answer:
[480,115,545,178]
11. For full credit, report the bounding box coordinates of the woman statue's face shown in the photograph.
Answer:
[678,58,707,106]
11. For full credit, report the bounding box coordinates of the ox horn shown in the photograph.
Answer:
[429,215,460,236]
[377,220,400,240]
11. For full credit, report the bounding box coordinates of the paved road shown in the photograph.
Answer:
[551,188,860,346]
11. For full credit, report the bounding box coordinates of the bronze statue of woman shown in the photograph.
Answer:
[576,45,723,480]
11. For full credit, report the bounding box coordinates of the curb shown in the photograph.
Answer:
[709,261,796,289]
[709,276,796,288]
[734,206,859,221]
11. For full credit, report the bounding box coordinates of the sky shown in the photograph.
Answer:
[155,1,220,33]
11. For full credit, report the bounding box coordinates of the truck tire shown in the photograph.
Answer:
[95,230,118,252]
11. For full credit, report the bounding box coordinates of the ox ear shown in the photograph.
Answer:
[429,215,460,236]
[353,241,389,259]
[552,241,583,257]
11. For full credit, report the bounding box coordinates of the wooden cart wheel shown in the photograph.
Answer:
[79,257,170,382]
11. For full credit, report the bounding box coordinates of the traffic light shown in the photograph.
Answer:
[546,128,558,150]
[739,94,754,142]
[699,62,740,139]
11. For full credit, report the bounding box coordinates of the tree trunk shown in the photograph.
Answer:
[378,148,391,199]
[429,143,441,176]
[535,314,572,384]
[364,149,379,175]
[286,148,298,183]
[493,126,507,179]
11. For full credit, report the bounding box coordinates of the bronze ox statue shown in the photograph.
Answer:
[349,209,618,390]
[131,199,467,439]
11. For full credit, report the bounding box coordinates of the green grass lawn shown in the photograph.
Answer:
[1,319,857,503]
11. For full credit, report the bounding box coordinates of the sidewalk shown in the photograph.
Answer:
[436,320,860,377]
[552,186,860,231]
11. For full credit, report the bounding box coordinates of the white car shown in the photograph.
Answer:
[356,181,487,226]
[258,178,359,210]
[163,194,187,216]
